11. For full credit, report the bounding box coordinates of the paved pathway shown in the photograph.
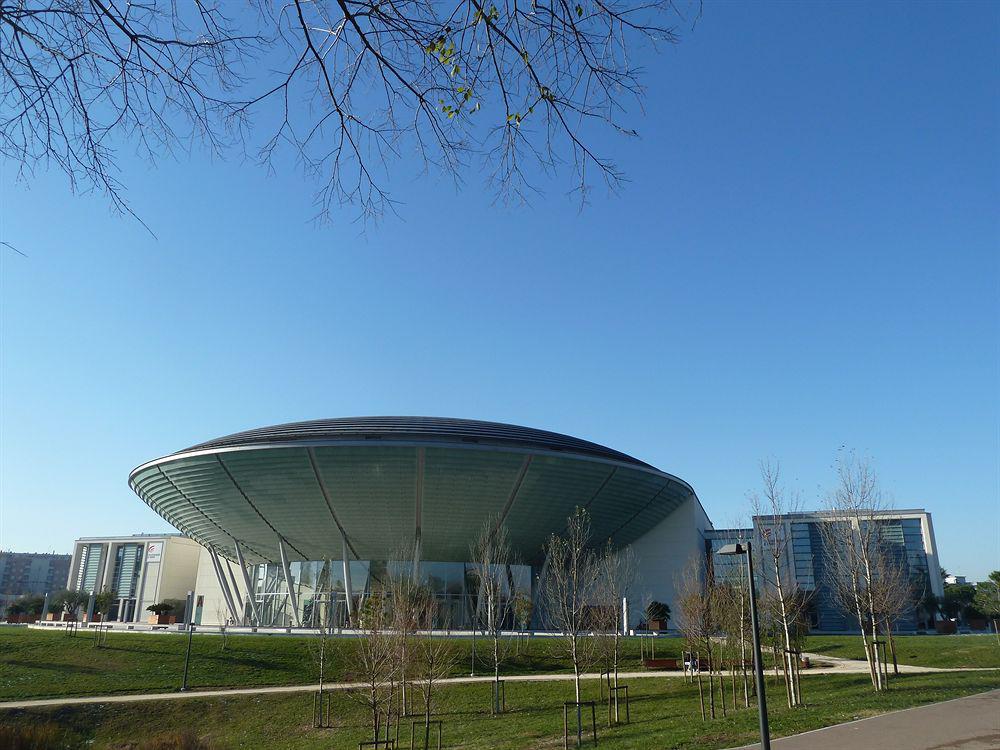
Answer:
[727,689,1000,750]
[0,659,995,710]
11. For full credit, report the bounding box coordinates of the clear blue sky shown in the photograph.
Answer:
[1,1,997,580]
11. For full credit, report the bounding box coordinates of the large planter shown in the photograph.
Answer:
[5,614,31,624]
[84,613,104,623]
[967,617,988,631]
[148,614,176,625]
[934,619,957,635]
[648,619,669,632]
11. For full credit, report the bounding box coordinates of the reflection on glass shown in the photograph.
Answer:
[248,558,533,629]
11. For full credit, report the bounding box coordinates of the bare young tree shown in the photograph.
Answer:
[512,592,533,655]
[349,591,399,741]
[410,591,454,747]
[750,459,807,707]
[469,516,514,714]
[870,544,919,676]
[384,546,427,719]
[305,559,339,726]
[214,601,231,652]
[593,541,636,694]
[715,565,751,709]
[821,452,892,692]
[2,0,698,220]
[675,554,713,720]
[542,506,600,741]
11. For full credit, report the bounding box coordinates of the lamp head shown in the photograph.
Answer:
[716,542,748,556]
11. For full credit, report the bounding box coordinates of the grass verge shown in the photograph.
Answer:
[0,671,996,749]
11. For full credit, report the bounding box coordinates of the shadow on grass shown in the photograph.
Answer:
[3,660,102,675]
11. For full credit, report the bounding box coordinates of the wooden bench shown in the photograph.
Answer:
[642,658,680,670]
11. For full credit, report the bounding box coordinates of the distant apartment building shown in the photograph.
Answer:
[0,551,71,611]
[68,534,201,622]
[706,509,943,632]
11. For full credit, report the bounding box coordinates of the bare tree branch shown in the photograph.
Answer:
[1,0,698,221]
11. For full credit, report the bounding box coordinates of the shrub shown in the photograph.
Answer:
[6,596,45,617]
[147,602,175,616]
[161,598,188,621]
[645,600,671,624]
[51,590,88,616]
[0,721,67,749]
[138,730,216,749]
[94,588,117,615]
[112,731,217,750]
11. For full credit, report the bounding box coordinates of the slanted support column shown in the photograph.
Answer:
[208,548,239,623]
[413,448,424,584]
[277,537,302,627]
[233,540,261,625]
[342,537,354,625]
[224,558,245,617]
[530,554,551,630]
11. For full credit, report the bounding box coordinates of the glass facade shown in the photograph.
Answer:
[707,513,934,632]
[248,558,533,629]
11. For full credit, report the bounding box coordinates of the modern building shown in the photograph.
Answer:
[126,416,944,633]
[706,509,943,632]
[129,417,712,629]
[67,534,201,622]
[0,551,71,612]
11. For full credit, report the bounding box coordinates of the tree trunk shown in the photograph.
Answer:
[884,618,899,676]
[707,642,716,719]
[860,553,884,691]
[696,670,706,720]
[852,579,879,690]
[773,555,800,707]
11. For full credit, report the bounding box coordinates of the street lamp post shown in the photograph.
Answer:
[717,542,771,750]
[181,590,195,692]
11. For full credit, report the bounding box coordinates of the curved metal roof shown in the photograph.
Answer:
[178,416,654,470]
[130,418,695,566]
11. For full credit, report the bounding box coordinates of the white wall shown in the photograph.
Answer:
[156,537,202,603]
[626,496,713,630]
[194,545,250,626]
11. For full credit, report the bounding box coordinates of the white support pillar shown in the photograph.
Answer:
[277,537,302,627]
[208,548,239,623]
[233,540,261,625]
[342,536,354,624]
[224,558,245,613]
[97,543,115,594]
[133,543,150,623]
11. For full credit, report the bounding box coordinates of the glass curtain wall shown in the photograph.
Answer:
[250,559,532,629]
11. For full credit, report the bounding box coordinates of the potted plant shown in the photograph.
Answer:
[5,599,26,623]
[645,601,671,632]
[51,591,87,622]
[935,618,957,635]
[963,604,987,631]
[88,589,116,623]
[147,602,176,625]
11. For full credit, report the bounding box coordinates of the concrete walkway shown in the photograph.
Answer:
[1,660,995,710]
[728,689,1000,749]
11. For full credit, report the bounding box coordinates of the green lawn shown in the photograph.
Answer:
[2,627,996,705]
[1,671,997,749]
[804,634,1000,669]
[0,627,685,701]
